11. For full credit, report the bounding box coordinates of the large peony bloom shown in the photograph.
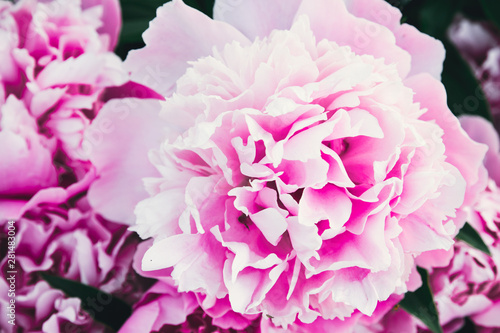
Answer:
[88,0,487,327]
[0,175,145,333]
[0,0,130,220]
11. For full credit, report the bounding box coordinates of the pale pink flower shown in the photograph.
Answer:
[88,0,487,327]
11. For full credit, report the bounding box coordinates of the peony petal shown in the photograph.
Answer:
[395,24,445,79]
[81,0,122,50]
[213,0,302,40]
[460,115,500,185]
[295,0,411,78]
[250,208,288,246]
[298,184,352,229]
[405,73,488,206]
[125,0,250,96]
[87,98,165,224]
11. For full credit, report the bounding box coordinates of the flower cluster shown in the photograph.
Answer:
[0,0,147,331]
[0,0,127,219]
[88,0,488,328]
[2,0,500,332]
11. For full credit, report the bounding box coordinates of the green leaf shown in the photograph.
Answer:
[183,0,215,17]
[116,0,171,58]
[119,0,169,33]
[41,273,132,332]
[461,0,487,21]
[456,222,492,256]
[456,317,476,333]
[401,0,464,39]
[441,41,493,122]
[119,19,151,45]
[399,267,443,333]
[479,0,500,31]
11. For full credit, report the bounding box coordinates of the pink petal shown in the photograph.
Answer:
[295,0,411,78]
[395,24,445,79]
[36,53,127,89]
[471,300,500,327]
[213,0,301,40]
[405,73,488,207]
[250,208,288,246]
[460,115,500,185]
[125,0,250,96]
[81,0,122,50]
[87,98,165,224]
[118,302,159,333]
[298,184,352,230]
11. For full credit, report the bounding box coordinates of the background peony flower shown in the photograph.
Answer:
[118,280,200,333]
[429,243,500,333]
[0,0,130,220]
[87,0,488,327]
[441,115,500,332]
[0,279,111,333]
[449,17,500,132]
[0,176,146,333]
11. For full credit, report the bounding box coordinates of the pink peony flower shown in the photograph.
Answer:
[425,243,500,333]
[88,0,488,327]
[1,279,112,333]
[0,175,144,333]
[442,115,500,332]
[0,0,131,220]
[449,18,500,132]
